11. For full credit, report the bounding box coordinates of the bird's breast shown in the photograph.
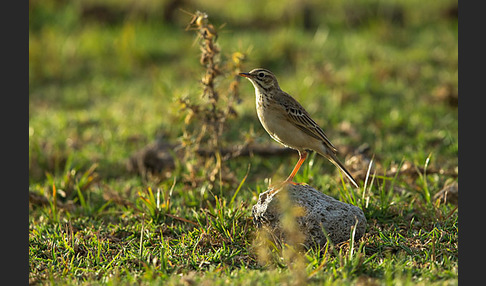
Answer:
[256,100,304,150]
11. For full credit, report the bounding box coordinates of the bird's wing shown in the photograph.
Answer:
[283,100,338,154]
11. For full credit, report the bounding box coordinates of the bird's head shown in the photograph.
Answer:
[239,68,280,91]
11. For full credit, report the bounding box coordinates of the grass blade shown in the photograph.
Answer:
[229,164,250,207]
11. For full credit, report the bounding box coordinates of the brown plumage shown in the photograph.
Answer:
[240,68,359,188]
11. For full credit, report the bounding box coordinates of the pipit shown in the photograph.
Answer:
[239,68,359,189]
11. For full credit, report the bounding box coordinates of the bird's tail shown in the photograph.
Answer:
[321,151,360,189]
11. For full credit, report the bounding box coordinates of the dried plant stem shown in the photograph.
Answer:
[180,10,245,189]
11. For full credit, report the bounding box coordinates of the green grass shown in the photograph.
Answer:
[30,0,457,284]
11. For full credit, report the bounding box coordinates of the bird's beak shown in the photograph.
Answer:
[239,72,252,78]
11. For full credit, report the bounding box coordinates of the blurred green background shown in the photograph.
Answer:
[29,0,457,283]
[29,0,458,181]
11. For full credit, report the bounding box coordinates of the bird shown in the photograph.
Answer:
[239,68,359,189]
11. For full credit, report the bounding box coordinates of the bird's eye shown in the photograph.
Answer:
[258,72,265,78]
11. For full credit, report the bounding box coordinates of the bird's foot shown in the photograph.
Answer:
[288,181,308,186]
[269,180,307,192]
[268,181,289,195]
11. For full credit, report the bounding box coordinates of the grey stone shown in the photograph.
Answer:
[252,184,367,247]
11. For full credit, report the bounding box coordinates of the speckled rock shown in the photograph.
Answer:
[252,184,367,247]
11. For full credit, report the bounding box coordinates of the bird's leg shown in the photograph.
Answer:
[283,150,307,185]
[268,151,307,194]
